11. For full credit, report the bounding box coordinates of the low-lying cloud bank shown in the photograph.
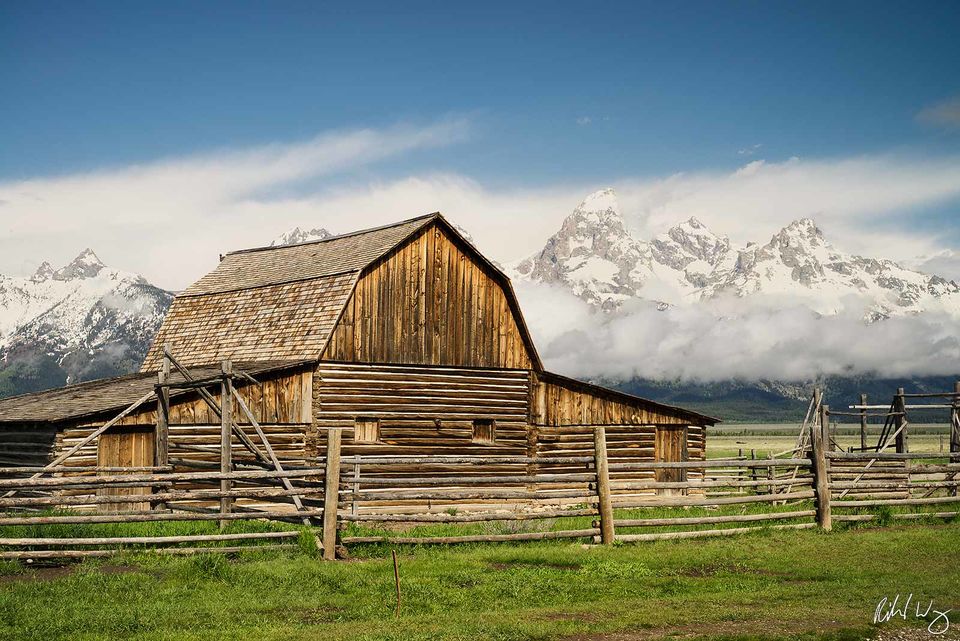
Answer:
[2,118,960,293]
[515,282,960,382]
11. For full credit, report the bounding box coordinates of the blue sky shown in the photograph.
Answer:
[2,1,958,181]
[1,1,959,288]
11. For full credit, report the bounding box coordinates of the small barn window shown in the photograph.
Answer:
[354,418,380,444]
[472,419,496,445]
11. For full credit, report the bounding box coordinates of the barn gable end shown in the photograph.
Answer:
[323,221,537,369]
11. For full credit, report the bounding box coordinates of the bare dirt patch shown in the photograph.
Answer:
[0,564,75,584]
[563,619,855,640]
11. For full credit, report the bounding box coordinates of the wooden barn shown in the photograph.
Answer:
[0,213,717,498]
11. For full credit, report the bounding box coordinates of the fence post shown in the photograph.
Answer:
[219,360,233,528]
[810,404,832,531]
[859,393,868,451]
[322,428,343,560]
[895,387,908,453]
[952,382,959,497]
[155,344,170,469]
[593,426,614,545]
[153,345,171,511]
[951,382,959,455]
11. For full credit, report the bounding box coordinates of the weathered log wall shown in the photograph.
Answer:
[0,424,58,467]
[47,370,312,469]
[323,223,534,369]
[311,362,530,457]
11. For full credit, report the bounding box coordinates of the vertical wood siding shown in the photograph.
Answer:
[323,223,533,369]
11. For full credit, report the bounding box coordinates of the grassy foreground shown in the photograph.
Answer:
[1,524,958,641]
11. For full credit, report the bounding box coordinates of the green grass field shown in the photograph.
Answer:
[1,521,958,641]
[1,424,956,640]
[707,423,953,459]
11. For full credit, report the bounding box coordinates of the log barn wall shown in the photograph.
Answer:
[310,361,530,460]
[0,424,58,467]
[323,223,535,369]
[50,369,313,469]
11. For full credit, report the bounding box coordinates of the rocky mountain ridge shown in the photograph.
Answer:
[511,188,960,318]
[0,250,172,396]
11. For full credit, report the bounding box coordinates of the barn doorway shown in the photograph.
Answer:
[655,425,688,495]
[96,426,155,512]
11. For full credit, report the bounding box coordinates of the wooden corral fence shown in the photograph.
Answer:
[2,389,958,560]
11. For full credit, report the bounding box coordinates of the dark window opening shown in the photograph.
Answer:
[472,419,496,445]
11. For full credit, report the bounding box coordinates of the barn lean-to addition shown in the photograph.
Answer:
[0,213,716,503]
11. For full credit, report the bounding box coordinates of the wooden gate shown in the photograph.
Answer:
[97,427,155,512]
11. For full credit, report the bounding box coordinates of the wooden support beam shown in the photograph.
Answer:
[163,351,272,466]
[219,360,233,527]
[894,387,908,453]
[811,403,832,531]
[593,426,614,545]
[322,428,343,560]
[952,382,960,455]
[859,393,868,452]
[232,388,314,527]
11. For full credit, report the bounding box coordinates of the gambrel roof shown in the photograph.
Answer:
[142,213,542,371]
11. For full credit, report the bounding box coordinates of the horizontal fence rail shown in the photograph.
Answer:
[1,422,957,560]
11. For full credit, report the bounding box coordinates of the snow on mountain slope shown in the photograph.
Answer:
[0,250,172,394]
[512,188,960,319]
[271,226,335,246]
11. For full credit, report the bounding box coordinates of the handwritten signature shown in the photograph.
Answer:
[875,594,952,635]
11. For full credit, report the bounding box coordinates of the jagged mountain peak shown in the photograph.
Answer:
[775,218,826,244]
[52,248,106,281]
[577,187,620,214]
[514,190,960,318]
[0,247,173,396]
[658,217,731,268]
[30,261,55,283]
[271,226,335,247]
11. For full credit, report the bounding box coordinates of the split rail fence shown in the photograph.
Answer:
[2,371,959,560]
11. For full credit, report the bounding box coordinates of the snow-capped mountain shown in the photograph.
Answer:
[0,250,171,396]
[271,226,335,246]
[512,188,960,319]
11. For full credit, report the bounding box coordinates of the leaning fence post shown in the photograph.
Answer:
[322,428,343,560]
[593,426,614,545]
[219,360,233,528]
[810,403,832,531]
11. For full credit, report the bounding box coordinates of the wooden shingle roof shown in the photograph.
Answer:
[183,215,436,296]
[0,361,311,425]
[141,214,440,370]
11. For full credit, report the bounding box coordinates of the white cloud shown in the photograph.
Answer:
[2,124,960,380]
[911,250,960,281]
[516,281,960,381]
[576,116,592,126]
[0,119,472,289]
[737,143,763,156]
[613,154,960,263]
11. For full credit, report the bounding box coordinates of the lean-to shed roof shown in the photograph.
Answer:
[0,361,311,425]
